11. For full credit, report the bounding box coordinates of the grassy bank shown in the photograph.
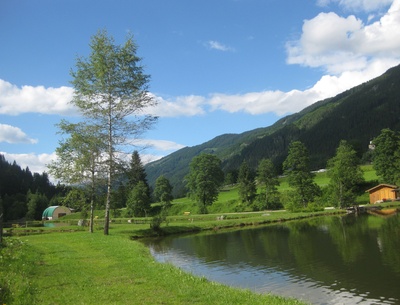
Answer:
[1,232,306,305]
[6,208,346,238]
[0,164,382,304]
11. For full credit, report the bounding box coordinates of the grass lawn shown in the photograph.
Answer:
[0,165,383,304]
[1,232,306,305]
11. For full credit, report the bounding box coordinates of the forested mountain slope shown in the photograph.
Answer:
[145,64,400,197]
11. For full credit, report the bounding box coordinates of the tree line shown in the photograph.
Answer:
[183,128,399,213]
[2,28,399,235]
[1,127,395,232]
[145,64,400,196]
[0,154,67,222]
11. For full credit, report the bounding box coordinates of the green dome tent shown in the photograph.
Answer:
[42,206,71,220]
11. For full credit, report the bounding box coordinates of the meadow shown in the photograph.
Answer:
[0,165,380,304]
[1,230,308,305]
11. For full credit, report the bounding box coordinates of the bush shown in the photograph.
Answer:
[253,193,282,211]
[281,191,324,212]
[150,209,169,232]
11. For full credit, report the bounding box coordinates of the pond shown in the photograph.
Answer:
[142,213,400,305]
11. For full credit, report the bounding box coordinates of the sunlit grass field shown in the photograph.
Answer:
[0,165,381,304]
[1,231,306,305]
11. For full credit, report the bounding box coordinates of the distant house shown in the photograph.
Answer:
[365,184,399,204]
[42,206,71,220]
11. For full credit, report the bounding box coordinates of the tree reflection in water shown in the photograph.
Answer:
[143,214,400,305]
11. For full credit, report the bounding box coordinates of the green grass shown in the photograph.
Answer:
[167,165,377,215]
[0,238,39,304]
[1,232,306,305]
[361,164,379,181]
[0,165,382,304]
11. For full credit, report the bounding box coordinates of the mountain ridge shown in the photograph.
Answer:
[145,64,400,197]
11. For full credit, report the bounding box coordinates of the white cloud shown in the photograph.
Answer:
[1,1,399,123]
[0,124,38,144]
[1,151,56,174]
[206,40,235,52]
[148,94,206,117]
[132,139,186,151]
[0,79,76,115]
[317,0,393,12]
[288,0,400,74]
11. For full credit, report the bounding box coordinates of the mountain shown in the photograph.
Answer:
[145,64,400,197]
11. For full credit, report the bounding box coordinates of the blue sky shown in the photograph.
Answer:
[1,0,400,177]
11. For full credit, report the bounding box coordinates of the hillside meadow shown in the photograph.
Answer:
[0,165,382,304]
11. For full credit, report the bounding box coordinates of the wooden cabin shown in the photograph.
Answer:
[365,184,399,204]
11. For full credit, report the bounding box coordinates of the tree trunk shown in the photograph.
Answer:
[0,212,3,245]
[104,108,112,235]
[89,167,95,233]
[104,178,111,235]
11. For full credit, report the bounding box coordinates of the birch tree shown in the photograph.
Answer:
[48,120,106,233]
[70,30,158,235]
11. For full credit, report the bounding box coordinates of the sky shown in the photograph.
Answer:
[1,0,400,178]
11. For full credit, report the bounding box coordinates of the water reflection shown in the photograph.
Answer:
[143,214,400,305]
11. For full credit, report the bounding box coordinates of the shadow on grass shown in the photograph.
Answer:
[129,225,202,239]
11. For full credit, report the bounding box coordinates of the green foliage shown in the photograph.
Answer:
[0,197,3,244]
[146,64,400,195]
[127,151,150,189]
[256,158,281,210]
[70,30,158,234]
[151,175,173,231]
[281,190,324,212]
[126,181,151,217]
[26,191,49,221]
[62,188,87,212]
[150,208,170,232]
[111,182,127,210]
[372,128,400,184]
[185,154,224,213]
[254,192,282,211]
[326,140,365,208]
[48,120,106,184]
[0,155,60,222]
[224,171,237,185]
[153,175,173,207]
[283,141,321,207]
[237,161,257,205]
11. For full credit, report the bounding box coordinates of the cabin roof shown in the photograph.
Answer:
[365,184,398,193]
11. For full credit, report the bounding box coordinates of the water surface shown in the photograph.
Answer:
[143,214,400,304]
